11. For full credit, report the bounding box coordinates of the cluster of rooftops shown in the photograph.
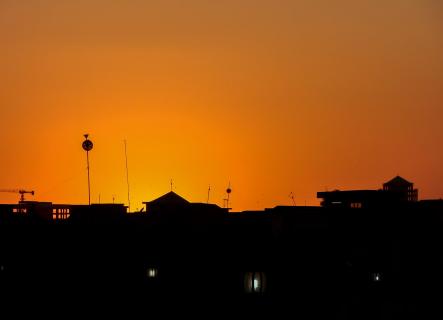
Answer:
[0,176,441,224]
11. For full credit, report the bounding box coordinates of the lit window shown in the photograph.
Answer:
[351,202,362,209]
[372,272,382,282]
[147,268,158,278]
[245,272,266,294]
[253,279,260,291]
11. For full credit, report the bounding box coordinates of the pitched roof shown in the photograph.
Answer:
[143,191,190,206]
[384,176,412,186]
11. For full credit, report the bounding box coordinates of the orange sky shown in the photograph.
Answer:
[0,0,442,211]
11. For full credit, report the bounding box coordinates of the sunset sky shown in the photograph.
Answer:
[0,0,442,211]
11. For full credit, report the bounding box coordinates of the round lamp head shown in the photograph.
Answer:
[82,139,93,151]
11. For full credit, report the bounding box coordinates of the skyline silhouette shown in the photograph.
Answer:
[0,175,441,318]
[0,133,441,210]
[1,169,441,212]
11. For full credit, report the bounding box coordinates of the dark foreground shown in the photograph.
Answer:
[1,204,442,319]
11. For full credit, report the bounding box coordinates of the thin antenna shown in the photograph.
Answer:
[207,185,211,204]
[170,179,173,192]
[289,192,296,206]
[124,140,131,212]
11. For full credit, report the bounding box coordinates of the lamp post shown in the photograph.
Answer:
[82,134,93,205]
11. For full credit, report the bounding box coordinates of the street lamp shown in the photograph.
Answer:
[82,134,93,205]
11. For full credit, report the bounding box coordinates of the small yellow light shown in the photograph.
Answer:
[147,268,158,278]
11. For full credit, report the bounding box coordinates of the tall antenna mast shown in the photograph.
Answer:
[82,134,94,205]
[170,179,173,192]
[124,139,131,212]
[207,185,211,204]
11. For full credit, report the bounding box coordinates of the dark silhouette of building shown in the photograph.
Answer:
[383,175,418,202]
[0,178,441,319]
[317,176,419,208]
[144,191,190,212]
[317,190,402,208]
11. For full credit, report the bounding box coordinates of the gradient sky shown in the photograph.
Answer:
[0,0,442,210]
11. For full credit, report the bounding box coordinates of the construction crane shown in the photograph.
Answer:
[0,189,35,202]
